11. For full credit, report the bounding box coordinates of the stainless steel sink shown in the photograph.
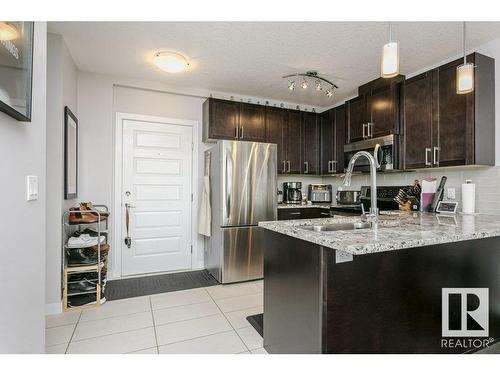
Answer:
[302,222,372,232]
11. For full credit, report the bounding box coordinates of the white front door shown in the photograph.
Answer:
[121,119,193,276]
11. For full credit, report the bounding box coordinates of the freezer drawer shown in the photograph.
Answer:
[221,226,264,283]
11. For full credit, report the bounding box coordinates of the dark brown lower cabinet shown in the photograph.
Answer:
[277,207,330,220]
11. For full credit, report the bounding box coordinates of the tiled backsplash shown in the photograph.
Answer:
[279,166,500,214]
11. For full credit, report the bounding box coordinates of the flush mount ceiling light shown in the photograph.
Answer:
[153,51,190,73]
[457,22,474,95]
[0,22,19,41]
[381,22,400,78]
[282,71,338,99]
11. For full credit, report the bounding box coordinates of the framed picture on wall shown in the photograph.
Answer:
[0,21,34,121]
[64,106,78,199]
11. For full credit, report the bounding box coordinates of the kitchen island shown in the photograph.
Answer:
[259,212,500,354]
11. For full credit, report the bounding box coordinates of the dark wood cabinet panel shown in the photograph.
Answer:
[284,110,303,174]
[302,112,320,174]
[239,103,266,142]
[433,58,471,167]
[278,207,330,220]
[346,96,367,143]
[367,85,396,138]
[265,107,286,174]
[202,98,239,142]
[403,72,433,169]
[320,109,334,175]
[334,105,346,173]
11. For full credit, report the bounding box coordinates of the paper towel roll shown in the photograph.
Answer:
[462,181,476,214]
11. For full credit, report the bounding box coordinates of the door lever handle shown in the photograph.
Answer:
[124,203,135,248]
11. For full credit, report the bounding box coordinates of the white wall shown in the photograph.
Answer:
[45,33,78,314]
[0,22,47,353]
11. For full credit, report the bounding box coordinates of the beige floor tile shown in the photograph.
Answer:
[45,310,81,328]
[251,348,268,354]
[206,282,262,300]
[215,293,263,313]
[158,331,247,354]
[155,314,232,346]
[66,327,156,354]
[224,306,263,329]
[237,326,263,350]
[72,311,153,341]
[151,288,211,310]
[45,343,68,354]
[153,300,220,326]
[127,347,158,354]
[45,324,75,346]
[80,296,150,322]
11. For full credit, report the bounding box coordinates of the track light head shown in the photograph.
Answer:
[315,80,322,91]
[288,80,296,91]
[301,79,308,89]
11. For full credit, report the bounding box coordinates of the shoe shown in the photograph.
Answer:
[66,249,97,266]
[69,206,107,224]
[68,280,97,294]
[67,294,96,307]
[80,202,110,218]
[67,234,105,248]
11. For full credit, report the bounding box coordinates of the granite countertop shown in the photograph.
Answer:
[259,211,500,255]
[278,203,331,209]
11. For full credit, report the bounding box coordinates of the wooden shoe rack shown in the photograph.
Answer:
[62,205,109,311]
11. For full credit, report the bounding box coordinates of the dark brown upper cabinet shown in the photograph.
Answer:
[284,110,303,174]
[265,106,287,174]
[239,102,266,142]
[403,72,433,169]
[403,53,495,169]
[203,98,240,141]
[320,105,346,175]
[346,96,367,143]
[302,112,320,174]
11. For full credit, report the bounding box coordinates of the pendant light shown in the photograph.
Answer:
[457,22,474,94]
[381,22,400,78]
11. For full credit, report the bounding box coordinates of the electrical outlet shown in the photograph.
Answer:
[447,188,456,200]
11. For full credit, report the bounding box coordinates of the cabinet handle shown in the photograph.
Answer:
[320,212,330,216]
[362,123,367,139]
[234,127,238,139]
[287,161,291,173]
[289,212,301,215]
[328,160,332,173]
[240,126,244,139]
[304,161,309,174]
[282,160,286,173]
[332,160,338,173]
[425,148,432,166]
[368,122,373,138]
[433,147,440,165]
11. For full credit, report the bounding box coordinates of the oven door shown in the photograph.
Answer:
[344,135,395,172]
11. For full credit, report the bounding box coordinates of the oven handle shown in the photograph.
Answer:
[373,143,382,168]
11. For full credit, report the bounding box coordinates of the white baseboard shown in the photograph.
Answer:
[45,302,62,315]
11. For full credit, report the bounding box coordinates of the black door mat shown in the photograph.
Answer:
[105,270,219,301]
[246,313,263,337]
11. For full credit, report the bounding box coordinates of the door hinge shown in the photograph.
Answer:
[191,193,193,202]
[190,245,193,254]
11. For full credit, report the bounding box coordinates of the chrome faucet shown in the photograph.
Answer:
[342,151,379,222]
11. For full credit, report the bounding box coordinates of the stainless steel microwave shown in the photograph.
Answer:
[344,134,399,172]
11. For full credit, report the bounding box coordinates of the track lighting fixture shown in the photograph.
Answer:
[282,71,338,99]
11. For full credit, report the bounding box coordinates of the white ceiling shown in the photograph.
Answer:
[48,22,500,107]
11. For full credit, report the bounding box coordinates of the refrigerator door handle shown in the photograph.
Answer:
[225,151,232,219]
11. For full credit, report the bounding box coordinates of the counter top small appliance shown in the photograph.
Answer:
[283,182,302,204]
[308,184,332,203]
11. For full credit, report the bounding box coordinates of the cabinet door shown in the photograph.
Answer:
[302,112,320,174]
[265,107,286,174]
[347,96,367,143]
[403,72,433,169]
[434,59,473,167]
[240,103,266,142]
[320,109,334,174]
[284,110,302,174]
[207,99,239,140]
[333,105,346,173]
[367,84,396,138]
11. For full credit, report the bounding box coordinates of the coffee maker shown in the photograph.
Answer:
[283,182,302,203]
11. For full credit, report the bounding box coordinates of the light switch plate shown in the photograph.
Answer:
[26,175,38,201]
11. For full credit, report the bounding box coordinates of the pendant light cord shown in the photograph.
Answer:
[463,21,466,64]
[389,22,392,42]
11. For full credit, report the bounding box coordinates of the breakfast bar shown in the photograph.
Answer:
[259,212,500,354]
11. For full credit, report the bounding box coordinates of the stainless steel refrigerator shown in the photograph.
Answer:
[204,140,277,283]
